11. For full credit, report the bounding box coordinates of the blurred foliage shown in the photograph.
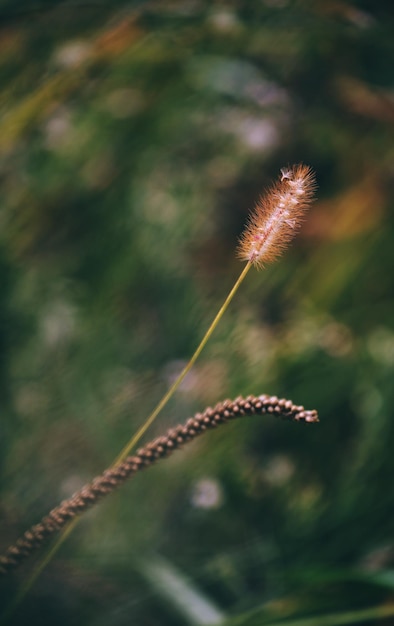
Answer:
[0,0,394,624]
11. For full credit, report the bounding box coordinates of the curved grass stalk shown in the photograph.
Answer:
[0,394,318,622]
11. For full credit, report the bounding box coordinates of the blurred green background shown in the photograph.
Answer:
[0,1,393,624]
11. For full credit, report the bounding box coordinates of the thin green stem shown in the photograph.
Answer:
[113,260,252,465]
[3,261,252,621]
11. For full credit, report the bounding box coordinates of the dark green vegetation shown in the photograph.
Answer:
[0,1,393,624]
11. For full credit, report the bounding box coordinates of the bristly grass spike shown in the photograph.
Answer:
[237,164,316,268]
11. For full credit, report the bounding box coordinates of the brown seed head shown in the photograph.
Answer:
[238,164,316,268]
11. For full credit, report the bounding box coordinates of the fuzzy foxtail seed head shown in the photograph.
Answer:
[237,164,316,268]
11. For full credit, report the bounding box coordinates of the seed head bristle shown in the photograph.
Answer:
[237,164,316,268]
